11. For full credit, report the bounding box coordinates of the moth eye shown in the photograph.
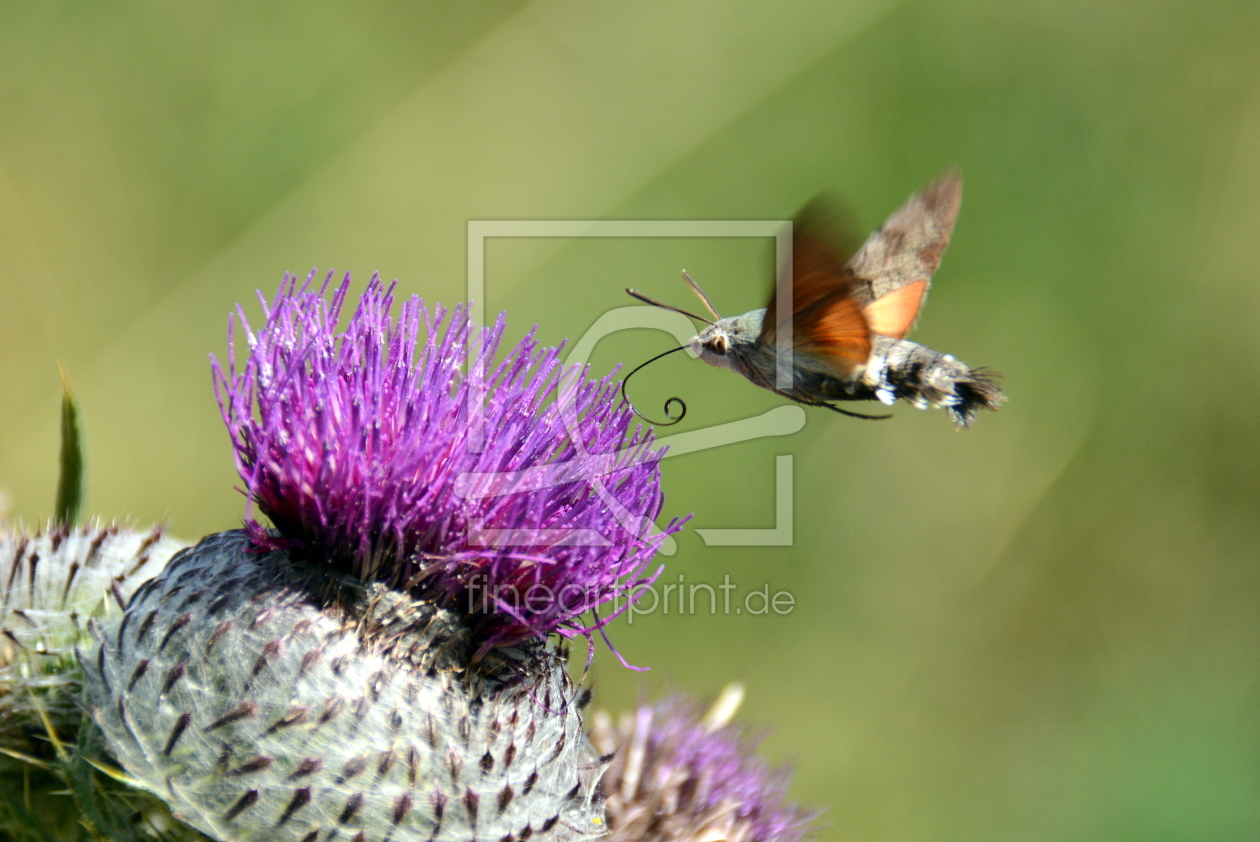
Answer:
[707,336,728,355]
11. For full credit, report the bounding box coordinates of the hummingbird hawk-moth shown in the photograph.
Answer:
[625,171,1005,427]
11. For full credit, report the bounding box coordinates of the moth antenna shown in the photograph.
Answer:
[620,345,691,426]
[625,288,714,326]
[681,270,722,320]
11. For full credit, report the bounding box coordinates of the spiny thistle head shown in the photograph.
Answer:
[590,685,816,842]
[212,270,680,651]
[84,532,609,842]
[0,523,185,759]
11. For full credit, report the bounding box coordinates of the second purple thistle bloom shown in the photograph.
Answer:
[81,272,685,842]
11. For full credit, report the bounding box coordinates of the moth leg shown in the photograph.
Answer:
[771,390,892,421]
[819,404,892,421]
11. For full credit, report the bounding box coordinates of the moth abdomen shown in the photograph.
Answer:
[946,367,1005,427]
[862,336,1005,427]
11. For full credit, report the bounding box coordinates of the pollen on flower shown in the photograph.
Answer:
[212,270,683,650]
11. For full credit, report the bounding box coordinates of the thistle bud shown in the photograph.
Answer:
[81,271,682,842]
[0,522,184,760]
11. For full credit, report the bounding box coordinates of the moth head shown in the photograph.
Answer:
[690,323,734,369]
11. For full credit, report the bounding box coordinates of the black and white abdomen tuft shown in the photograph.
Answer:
[860,336,1006,427]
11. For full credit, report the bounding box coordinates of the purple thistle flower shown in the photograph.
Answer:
[590,686,816,842]
[212,270,682,651]
[81,272,689,842]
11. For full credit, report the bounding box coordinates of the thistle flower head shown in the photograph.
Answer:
[591,686,816,842]
[213,271,681,650]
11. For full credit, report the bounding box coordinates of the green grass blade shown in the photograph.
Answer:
[53,369,84,527]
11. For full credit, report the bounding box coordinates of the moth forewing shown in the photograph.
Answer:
[759,200,872,381]
[847,169,962,337]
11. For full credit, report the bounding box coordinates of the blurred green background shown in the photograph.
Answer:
[2,1,1258,839]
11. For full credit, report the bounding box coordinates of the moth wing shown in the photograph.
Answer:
[761,198,870,378]
[862,279,930,340]
[791,292,870,376]
[847,170,962,339]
